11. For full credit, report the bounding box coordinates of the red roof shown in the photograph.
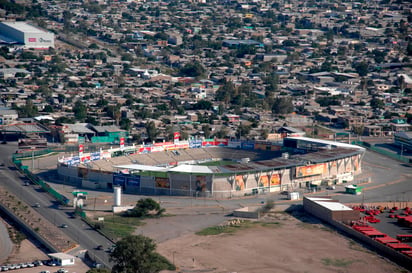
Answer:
[375,237,399,244]
[386,243,412,250]
[361,230,386,237]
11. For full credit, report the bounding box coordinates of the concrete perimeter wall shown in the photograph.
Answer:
[329,219,412,271]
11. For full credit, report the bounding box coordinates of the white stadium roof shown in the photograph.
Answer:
[1,21,45,33]
[114,164,167,172]
[169,164,213,174]
[114,164,214,174]
[286,136,365,151]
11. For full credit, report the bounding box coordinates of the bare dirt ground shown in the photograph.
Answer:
[2,206,408,273]
[156,212,406,273]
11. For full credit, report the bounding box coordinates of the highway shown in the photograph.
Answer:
[0,143,113,269]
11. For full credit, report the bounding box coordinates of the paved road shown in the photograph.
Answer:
[0,218,13,262]
[0,143,113,269]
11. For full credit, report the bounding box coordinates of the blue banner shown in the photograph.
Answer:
[127,176,140,187]
[189,140,202,148]
[72,156,80,164]
[91,152,100,161]
[113,173,126,186]
[241,141,255,150]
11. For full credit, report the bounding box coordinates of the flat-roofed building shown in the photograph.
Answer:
[0,21,54,49]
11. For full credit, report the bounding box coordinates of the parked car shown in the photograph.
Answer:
[46,260,57,266]
[40,271,50,273]
[56,268,68,273]
[96,245,104,250]
[33,260,43,266]
[60,224,68,228]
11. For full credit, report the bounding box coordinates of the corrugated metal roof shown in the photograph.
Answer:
[0,21,43,33]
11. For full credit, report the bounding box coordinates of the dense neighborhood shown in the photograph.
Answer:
[0,0,411,147]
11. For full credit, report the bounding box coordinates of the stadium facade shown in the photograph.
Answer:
[57,137,365,198]
[0,21,54,49]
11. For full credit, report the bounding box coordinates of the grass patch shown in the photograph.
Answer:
[93,214,144,239]
[197,160,235,166]
[321,258,359,267]
[196,220,255,235]
[260,221,283,228]
[348,240,371,254]
[296,222,318,229]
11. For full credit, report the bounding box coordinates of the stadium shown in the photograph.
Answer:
[57,136,365,198]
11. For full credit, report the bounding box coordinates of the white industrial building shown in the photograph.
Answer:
[0,21,54,49]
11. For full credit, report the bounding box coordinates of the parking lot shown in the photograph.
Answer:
[354,205,412,246]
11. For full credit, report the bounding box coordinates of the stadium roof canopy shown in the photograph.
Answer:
[114,164,167,172]
[169,164,213,174]
[285,136,365,151]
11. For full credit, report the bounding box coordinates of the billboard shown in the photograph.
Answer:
[195,175,207,192]
[259,175,269,187]
[91,152,100,161]
[295,163,326,178]
[189,139,202,148]
[270,174,280,186]
[259,174,280,187]
[126,175,140,187]
[155,177,170,188]
[235,175,244,191]
[113,173,126,186]
[241,141,255,150]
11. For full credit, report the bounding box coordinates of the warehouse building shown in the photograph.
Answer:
[303,196,360,224]
[0,21,54,49]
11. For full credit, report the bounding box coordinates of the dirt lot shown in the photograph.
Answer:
[2,207,408,273]
[156,212,405,273]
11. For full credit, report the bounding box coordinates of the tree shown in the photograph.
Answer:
[43,105,54,113]
[272,97,294,114]
[202,124,211,138]
[73,100,87,121]
[145,121,158,142]
[127,198,165,218]
[353,62,368,77]
[370,97,384,109]
[110,235,174,273]
[236,124,251,139]
[179,61,205,77]
[16,99,38,118]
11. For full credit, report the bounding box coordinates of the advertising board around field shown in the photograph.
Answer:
[91,152,100,161]
[195,175,207,192]
[235,175,245,191]
[295,163,326,178]
[113,173,126,186]
[259,174,281,187]
[126,175,140,187]
[155,177,170,188]
[189,139,202,148]
[241,141,255,150]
